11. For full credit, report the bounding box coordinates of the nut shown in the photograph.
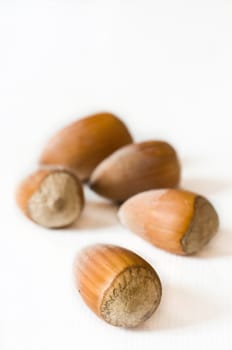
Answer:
[16,168,84,228]
[119,189,219,255]
[40,112,133,181]
[74,244,162,328]
[90,140,181,202]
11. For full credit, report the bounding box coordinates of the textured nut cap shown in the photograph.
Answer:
[16,168,84,228]
[74,244,162,328]
[90,141,181,202]
[40,112,133,181]
[119,189,219,255]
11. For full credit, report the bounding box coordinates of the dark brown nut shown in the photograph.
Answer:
[90,140,181,202]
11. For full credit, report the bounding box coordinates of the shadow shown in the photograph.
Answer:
[134,284,221,332]
[71,201,119,230]
[195,228,232,259]
[181,178,231,195]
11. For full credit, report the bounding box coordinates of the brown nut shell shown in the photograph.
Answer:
[90,141,181,202]
[40,112,133,181]
[74,244,162,328]
[118,189,219,255]
[16,168,84,228]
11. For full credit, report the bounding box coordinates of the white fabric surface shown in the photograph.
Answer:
[0,1,232,349]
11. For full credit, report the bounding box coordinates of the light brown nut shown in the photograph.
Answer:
[118,189,219,255]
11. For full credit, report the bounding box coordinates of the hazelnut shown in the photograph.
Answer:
[119,189,219,255]
[40,112,133,181]
[16,168,84,228]
[90,141,181,202]
[74,244,162,328]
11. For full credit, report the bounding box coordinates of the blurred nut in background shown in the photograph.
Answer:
[90,140,181,202]
[40,112,133,181]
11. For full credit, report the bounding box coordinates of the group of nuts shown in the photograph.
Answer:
[16,112,219,328]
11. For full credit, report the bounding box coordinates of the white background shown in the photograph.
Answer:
[1,0,232,349]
